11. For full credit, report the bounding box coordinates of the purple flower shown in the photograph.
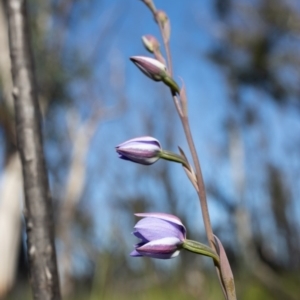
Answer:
[116,136,162,165]
[130,55,180,94]
[130,56,167,81]
[131,212,186,259]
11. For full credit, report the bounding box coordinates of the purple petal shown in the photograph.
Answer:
[116,137,161,165]
[135,237,182,259]
[131,250,179,259]
[117,153,159,165]
[132,230,149,243]
[116,136,161,149]
[118,154,131,161]
[135,212,184,227]
[130,250,143,257]
[130,56,167,81]
[134,213,186,239]
[134,217,185,241]
[134,250,180,259]
[139,236,181,248]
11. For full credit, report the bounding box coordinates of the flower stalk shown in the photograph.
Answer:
[183,239,219,264]
[128,1,237,298]
[160,150,189,169]
[180,116,214,246]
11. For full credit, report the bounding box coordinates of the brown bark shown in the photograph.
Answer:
[4,0,61,299]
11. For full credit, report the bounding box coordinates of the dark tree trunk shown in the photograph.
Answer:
[4,0,61,299]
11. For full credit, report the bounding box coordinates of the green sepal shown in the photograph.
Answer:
[160,150,189,169]
[162,75,180,95]
[182,239,220,264]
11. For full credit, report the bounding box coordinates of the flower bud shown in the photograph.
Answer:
[116,136,162,165]
[131,212,186,259]
[141,35,160,53]
[155,10,168,25]
[130,56,180,94]
[155,10,171,42]
[130,56,167,81]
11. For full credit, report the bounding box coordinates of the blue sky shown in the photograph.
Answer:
[1,0,298,276]
[47,0,300,254]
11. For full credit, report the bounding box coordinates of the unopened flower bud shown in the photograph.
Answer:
[142,35,160,53]
[131,213,220,262]
[130,56,180,94]
[130,56,167,81]
[131,212,186,259]
[116,136,162,165]
[155,10,171,42]
[155,10,168,25]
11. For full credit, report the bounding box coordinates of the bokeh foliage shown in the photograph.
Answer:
[1,0,300,299]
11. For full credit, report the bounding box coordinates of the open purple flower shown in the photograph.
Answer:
[116,136,162,165]
[131,212,186,259]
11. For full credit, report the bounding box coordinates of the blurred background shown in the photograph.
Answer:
[0,0,300,299]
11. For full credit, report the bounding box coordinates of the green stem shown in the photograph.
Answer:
[183,239,219,265]
[160,150,189,170]
[151,0,214,251]
[180,116,214,248]
[149,2,173,84]
[162,75,180,95]
[149,1,232,298]
[159,21,172,76]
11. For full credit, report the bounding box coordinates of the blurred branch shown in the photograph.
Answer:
[88,3,124,65]
[0,1,13,111]
[228,119,298,300]
[59,109,103,295]
[59,98,124,295]
[4,0,61,299]
[51,0,77,54]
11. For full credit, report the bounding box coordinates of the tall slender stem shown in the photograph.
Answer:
[180,116,214,245]
[158,21,172,76]
[143,2,234,298]
[155,7,214,247]
[149,1,173,75]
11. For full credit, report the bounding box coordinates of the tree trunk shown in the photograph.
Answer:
[4,0,61,299]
